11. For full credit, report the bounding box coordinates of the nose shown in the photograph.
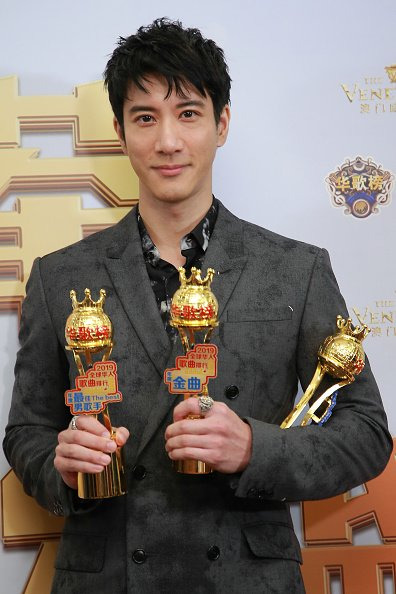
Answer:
[154,118,184,154]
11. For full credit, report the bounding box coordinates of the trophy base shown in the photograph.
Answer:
[173,459,213,474]
[78,446,127,499]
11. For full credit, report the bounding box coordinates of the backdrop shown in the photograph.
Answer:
[0,1,395,592]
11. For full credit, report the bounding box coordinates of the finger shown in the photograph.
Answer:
[165,433,216,453]
[173,398,204,421]
[55,455,107,475]
[167,446,212,463]
[56,441,112,467]
[114,426,130,446]
[71,415,111,437]
[58,427,117,454]
[165,417,213,440]
[59,471,78,490]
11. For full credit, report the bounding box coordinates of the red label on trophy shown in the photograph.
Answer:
[164,344,218,394]
[65,360,123,415]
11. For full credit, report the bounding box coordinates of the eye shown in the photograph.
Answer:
[181,110,196,119]
[134,113,155,126]
[136,114,155,124]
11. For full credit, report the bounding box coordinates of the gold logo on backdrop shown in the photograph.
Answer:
[0,77,137,591]
[340,63,396,114]
[385,65,396,84]
[352,296,396,338]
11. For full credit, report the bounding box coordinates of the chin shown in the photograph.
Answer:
[153,191,191,204]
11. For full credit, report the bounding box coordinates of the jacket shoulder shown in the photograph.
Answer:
[244,219,320,255]
[39,208,135,269]
[222,204,322,260]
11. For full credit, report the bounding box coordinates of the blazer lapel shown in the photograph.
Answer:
[104,209,171,377]
[136,201,248,458]
[202,203,248,322]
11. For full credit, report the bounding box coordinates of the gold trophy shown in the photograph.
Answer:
[164,267,219,474]
[281,316,370,428]
[64,288,126,498]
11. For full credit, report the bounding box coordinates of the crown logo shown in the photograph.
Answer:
[385,64,396,83]
[336,315,370,342]
[178,267,215,288]
[70,288,106,310]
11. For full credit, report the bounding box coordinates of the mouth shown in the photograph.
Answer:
[153,164,187,177]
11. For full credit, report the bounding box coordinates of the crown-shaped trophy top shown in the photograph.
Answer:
[70,288,106,310]
[171,267,218,329]
[65,288,113,351]
[336,315,370,343]
[318,315,370,381]
[178,267,216,288]
[385,64,396,83]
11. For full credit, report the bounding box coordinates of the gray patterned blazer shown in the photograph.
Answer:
[4,201,391,594]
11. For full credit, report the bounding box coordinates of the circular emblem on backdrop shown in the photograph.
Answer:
[326,156,394,218]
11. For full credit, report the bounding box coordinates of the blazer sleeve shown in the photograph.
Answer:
[3,258,97,517]
[233,248,392,502]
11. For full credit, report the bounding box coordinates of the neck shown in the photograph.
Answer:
[139,193,213,268]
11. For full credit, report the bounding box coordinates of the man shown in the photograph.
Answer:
[4,18,392,594]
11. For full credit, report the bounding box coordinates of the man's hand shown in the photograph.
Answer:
[54,416,129,490]
[165,399,252,473]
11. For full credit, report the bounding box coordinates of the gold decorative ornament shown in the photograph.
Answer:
[65,288,126,498]
[281,316,370,428]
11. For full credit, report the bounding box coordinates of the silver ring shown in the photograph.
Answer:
[70,416,79,430]
[198,395,214,415]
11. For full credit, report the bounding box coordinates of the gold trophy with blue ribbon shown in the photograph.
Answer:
[281,316,370,428]
[65,288,126,498]
[164,267,219,474]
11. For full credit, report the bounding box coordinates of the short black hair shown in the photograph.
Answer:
[104,18,231,131]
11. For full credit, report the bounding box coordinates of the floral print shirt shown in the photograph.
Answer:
[137,198,218,342]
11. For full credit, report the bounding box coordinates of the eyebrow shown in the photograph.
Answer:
[127,99,206,115]
[176,100,206,109]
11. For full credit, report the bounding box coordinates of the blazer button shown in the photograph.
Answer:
[207,545,220,561]
[225,385,239,399]
[132,549,147,564]
[133,465,147,480]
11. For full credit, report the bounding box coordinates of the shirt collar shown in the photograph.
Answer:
[137,197,218,264]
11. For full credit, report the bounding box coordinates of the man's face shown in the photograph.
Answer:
[114,76,230,208]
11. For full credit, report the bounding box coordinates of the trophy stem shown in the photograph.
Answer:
[178,328,189,353]
[174,390,213,475]
[173,459,213,474]
[188,328,195,348]
[78,444,127,498]
[102,345,113,362]
[102,404,113,435]
[85,350,93,368]
[280,363,325,429]
[72,352,85,376]
[204,327,214,343]
[300,379,352,426]
[77,404,126,497]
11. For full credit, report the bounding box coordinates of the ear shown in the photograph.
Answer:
[113,117,127,154]
[216,105,231,147]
